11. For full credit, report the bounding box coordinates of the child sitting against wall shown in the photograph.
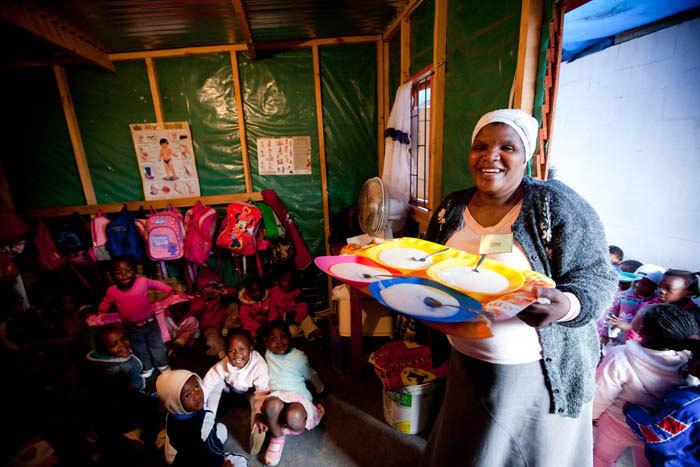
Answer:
[259,320,325,466]
[163,300,200,357]
[201,329,270,455]
[189,266,237,358]
[593,304,698,466]
[156,369,248,467]
[239,276,272,340]
[268,267,320,341]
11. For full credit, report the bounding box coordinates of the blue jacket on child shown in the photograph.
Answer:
[86,349,145,393]
[625,386,700,466]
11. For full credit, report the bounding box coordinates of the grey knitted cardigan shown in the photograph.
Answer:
[426,176,618,418]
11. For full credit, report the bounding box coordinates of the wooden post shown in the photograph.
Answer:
[400,18,411,83]
[376,40,386,176]
[312,45,334,304]
[380,41,390,176]
[231,0,257,61]
[145,58,165,124]
[53,65,97,205]
[429,0,448,213]
[229,51,253,193]
[513,0,544,114]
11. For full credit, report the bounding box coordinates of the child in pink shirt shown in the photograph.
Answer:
[98,257,172,377]
[239,277,272,339]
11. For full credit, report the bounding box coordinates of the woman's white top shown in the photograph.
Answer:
[445,201,580,364]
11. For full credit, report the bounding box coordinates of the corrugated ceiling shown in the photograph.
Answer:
[31,0,407,53]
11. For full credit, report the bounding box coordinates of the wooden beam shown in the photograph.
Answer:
[24,192,263,218]
[108,36,379,62]
[384,0,427,40]
[1,2,114,72]
[53,65,97,205]
[229,51,253,193]
[311,45,331,258]
[231,0,256,60]
[312,45,333,306]
[513,0,544,114]
[429,0,448,213]
[376,40,386,176]
[400,18,411,83]
[145,58,165,124]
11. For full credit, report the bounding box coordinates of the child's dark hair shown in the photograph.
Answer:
[159,138,168,144]
[641,303,699,350]
[263,319,290,340]
[227,328,254,348]
[608,245,623,260]
[243,275,264,291]
[274,264,294,281]
[94,324,123,355]
[619,260,642,274]
[111,256,135,271]
[662,269,700,297]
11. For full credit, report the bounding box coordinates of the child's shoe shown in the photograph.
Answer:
[264,435,285,466]
[249,424,266,455]
[281,426,304,436]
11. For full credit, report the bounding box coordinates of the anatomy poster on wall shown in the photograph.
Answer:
[129,122,201,200]
[257,136,312,175]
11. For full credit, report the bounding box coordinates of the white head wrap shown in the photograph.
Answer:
[471,109,539,161]
[156,369,201,414]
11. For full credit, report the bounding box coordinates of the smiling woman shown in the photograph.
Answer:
[421,109,618,467]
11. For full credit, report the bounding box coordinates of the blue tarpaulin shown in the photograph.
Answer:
[563,0,700,61]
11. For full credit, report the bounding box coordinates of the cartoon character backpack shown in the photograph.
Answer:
[105,206,144,260]
[216,202,263,256]
[145,205,185,261]
[183,201,218,265]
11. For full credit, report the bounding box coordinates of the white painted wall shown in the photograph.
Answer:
[551,17,700,271]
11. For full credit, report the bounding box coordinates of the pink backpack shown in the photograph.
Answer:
[146,205,185,261]
[88,210,111,262]
[184,201,218,264]
[216,202,263,256]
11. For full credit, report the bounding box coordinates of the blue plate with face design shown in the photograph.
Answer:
[369,276,483,323]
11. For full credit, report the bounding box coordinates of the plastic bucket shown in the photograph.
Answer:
[382,381,438,434]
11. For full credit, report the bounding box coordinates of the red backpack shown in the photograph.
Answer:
[216,202,263,256]
[34,218,66,270]
[184,201,218,264]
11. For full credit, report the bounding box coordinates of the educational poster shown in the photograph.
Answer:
[129,122,201,200]
[257,136,312,175]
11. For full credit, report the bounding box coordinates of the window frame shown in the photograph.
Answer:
[407,64,434,223]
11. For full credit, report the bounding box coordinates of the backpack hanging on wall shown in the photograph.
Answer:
[89,210,111,262]
[34,217,66,270]
[216,202,263,256]
[183,201,218,265]
[145,205,185,261]
[105,206,144,260]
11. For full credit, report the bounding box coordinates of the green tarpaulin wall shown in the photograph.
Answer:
[411,0,435,76]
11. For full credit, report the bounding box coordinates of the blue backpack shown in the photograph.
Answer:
[105,207,144,260]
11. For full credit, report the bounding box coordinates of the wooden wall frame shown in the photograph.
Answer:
[229,51,254,193]
[376,40,386,176]
[429,0,448,213]
[145,57,165,124]
[513,0,544,114]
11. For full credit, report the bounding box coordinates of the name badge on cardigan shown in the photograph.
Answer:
[479,233,514,255]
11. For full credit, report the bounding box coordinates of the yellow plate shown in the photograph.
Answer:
[360,238,459,273]
[426,257,525,297]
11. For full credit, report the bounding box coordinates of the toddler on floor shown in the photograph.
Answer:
[156,369,248,467]
[189,266,237,358]
[269,268,320,341]
[239,277,272,339]
[201,329,270,455]
[593,304,698,467]
[98,257,172,378]
[259,320,324,466]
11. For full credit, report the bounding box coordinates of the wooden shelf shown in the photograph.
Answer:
[23,192,263,218]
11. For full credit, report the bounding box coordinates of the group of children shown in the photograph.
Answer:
[85,256,326,466]
[592,246,700,466]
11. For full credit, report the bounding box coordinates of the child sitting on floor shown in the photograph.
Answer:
[259,320,325,466]
[164,300,199,356]
[239,276,272,339]
[593,304,697,467]
[85,325,160,447]
[201,329,270,455]
[98,257,173,378]
[269,268,320,341]
[156,369,248,467]
[602,265,663,346]
[189,266,237,358]
[624,355,700,466]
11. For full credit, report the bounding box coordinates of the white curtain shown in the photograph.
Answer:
[382,82,412,233]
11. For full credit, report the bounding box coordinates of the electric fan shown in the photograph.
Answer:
[357,177,405,239]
